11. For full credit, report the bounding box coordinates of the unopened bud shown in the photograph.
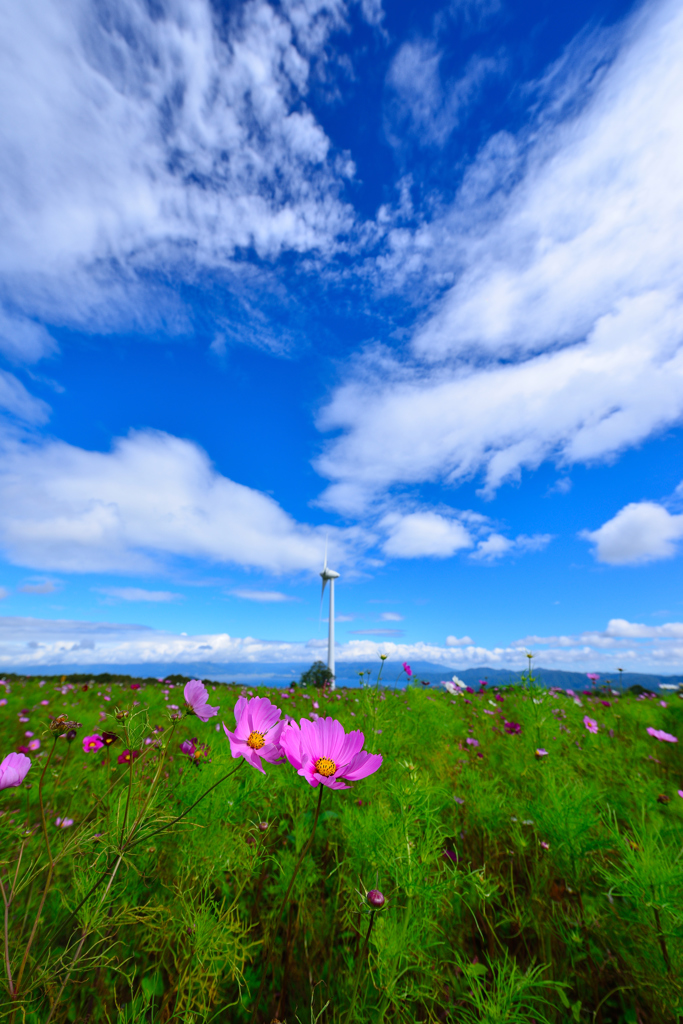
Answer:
[65,729,77,743]
[258,821,269,831]
[367,889,385,909]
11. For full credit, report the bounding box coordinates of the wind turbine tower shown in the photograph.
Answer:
[320,544,340,689]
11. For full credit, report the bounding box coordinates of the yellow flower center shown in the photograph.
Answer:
[314,757,336,777]
[247,731,265,750]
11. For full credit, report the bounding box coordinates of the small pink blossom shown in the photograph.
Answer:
[184,680,220,722]
[0,698,6,706]
[583,716,598,734]
[678,790,683,798]
[659,700,667,707]
[402,662,412,677]
[281,716,382,790]
[540,840,550,850]
[40,700,49,706]
[83,734,104,753]
[55,817,74,828]
[536,748,548,757]
[465,737,479,747]
[28,738,41,751]
[586,673,600,682]
[223,696,285,774]
[0,752,31,789]
[647,727,678,743]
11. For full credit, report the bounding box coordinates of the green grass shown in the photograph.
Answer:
[1,670,682,1023]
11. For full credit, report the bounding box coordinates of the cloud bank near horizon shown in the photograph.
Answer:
[2,615,683,675]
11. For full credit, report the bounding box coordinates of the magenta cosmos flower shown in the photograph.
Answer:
[647,727,678,743]
[184,680,219,722]
[402,662,412,677]
[583,716,599,734]
[281,717,382,790]
[0,752,31,789]
[223,696,285,773]
[83,734,104,753]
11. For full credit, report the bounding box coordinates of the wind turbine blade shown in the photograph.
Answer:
[320,577,328,619]
[323,533,328,572]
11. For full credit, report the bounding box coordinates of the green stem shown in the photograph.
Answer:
[250,785,324,1023]
[344,911,376,1024]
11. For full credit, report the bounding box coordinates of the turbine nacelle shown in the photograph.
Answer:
[320,568,340,581]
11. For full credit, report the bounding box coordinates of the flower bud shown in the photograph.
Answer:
[65,729,77,743]
[258,821,269,831]
[367,889,385,909]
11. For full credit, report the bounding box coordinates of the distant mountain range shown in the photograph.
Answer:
[6,660,683,690]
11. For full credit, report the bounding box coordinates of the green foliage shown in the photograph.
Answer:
[0,673,682,1023]
[299,661,334,689]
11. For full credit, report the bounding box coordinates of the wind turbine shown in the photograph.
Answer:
[320,539,340,689]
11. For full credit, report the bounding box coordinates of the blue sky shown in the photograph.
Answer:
[1,0,683,674]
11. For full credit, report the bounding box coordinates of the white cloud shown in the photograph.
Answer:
[230,589,295,602]
[581,501,683,565]
[317,0,683,511]
[0,589,8,601]
[0,0,360,347]
[386,40,498,147]
[380,510,473,558]
[0,309,58,364]
[18,579,58,595]
[446,634,473,646]
[0,371,50,424]
[0,428,359,575]
[2,614,683,674]
[96,587,182,603]
[380,611,403,621]
[470,531,552,561]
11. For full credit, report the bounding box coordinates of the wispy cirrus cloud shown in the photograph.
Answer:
[230,589,296,602]
[317,0,683,514]
[96,587,182,603]
[0,0,366,353]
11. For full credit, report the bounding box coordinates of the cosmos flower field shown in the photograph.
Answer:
[0,670,682,1023]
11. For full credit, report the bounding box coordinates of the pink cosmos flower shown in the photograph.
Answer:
[678,790,683,798]
[0,698,6,706]
[540,840,550,850]
[402,662,412,677]
[647,727,678,743]
[184,680,220,722]
[28,738,41,751]
[179,739,197,756]
[223,696,285,774]
[55,817,74,828]
[586,673,600,682]
[280,717,382,790]
[0,752,31,789]
[117,749,141,765]
[83,734,104,753]
[504,721,522,735]
[536,748,548,757]
[465,737,479,747]
[583,716,599,734]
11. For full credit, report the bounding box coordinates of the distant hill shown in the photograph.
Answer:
[4,660,682,690]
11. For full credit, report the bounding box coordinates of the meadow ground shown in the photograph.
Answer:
[0,670,682,1024]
